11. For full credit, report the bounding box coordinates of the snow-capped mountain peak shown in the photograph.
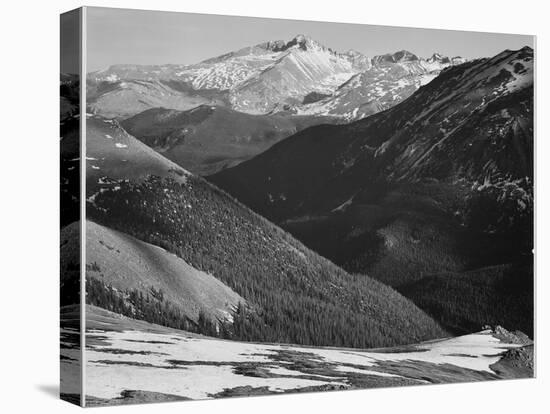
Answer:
[427,52,450,64]
[372,50,419,65]
[258,34,328,53]
[286,34,319,50]
[293,48,470,121]
[393,50,419,62]
[261,39,288,52]
[451,56,467,65]
[227,35,373,113]
[87,36,474,121]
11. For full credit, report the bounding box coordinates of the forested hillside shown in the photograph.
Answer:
[87,174,447,348]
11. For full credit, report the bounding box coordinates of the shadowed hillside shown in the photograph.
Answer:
[210,48,534,335]
[121,105,337,175]
[82,114,448,348]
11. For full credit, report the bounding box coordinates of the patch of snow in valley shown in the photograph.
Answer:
[76,327,522,402]
[312,331,519,374]
[86,364,342,401]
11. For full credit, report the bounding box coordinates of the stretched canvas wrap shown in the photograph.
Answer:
[60,6,535,407]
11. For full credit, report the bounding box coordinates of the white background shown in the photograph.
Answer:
[0,0,547,412]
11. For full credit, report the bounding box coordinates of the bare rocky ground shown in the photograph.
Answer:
[60,306,533,406]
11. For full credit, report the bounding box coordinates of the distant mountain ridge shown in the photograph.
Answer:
[88,35,466,120]
[90,34,370,88]
[293,49,466,120]
[372,50,419,64]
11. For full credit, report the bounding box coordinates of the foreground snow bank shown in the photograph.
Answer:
[60,308,532,405]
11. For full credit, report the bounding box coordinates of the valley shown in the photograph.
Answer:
[120,105,338,175]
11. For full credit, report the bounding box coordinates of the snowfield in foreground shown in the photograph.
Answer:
[60,308,533,405]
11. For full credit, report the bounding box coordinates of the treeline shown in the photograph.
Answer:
[87,175,446,348]
[87,274,411,346]
[87,277,219,337]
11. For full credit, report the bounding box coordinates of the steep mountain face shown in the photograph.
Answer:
[229,35,371,113]
[121,105,339,175]
[372,50,419,65]
[82,114,447,348]
[366,47,532,186]
[294,50,465,120]
[87,35,371,117]
[370,50,465,74]
[210,47,534,334]
[212,46,533,227]
[87,36,467,123]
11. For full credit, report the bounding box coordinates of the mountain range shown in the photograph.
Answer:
[86,35,468,174]
[88,34,464,121]
[210,46,534,336]
[293,50,466,120]
[211,46,533,222]
[60,34,533,351]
